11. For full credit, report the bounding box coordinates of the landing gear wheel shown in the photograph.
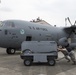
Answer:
[6,48,15,54]
[23,49,32,54]
[24,59,32,66]
[48,59,56,66]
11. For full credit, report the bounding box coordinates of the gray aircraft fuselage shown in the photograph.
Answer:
[0,20,75,50]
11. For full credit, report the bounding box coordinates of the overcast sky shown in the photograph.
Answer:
[0,0,76,27]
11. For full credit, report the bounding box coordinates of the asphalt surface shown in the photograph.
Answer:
[0,48,76,75]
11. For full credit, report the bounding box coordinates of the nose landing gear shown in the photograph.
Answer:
[6,48,15,54]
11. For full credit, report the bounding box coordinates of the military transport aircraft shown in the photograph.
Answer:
[0,17,76,54]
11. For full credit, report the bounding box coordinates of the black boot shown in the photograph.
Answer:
[72,61,76,65]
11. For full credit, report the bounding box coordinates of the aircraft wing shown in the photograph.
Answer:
[63,25,76,34]
[64,25,76,30]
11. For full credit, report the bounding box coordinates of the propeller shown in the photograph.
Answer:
[67,17,72,26]
[65,17,76,26]
[58,18,76,48]
[65,17,76,36]
[65,17,72,26]
[74,21,76,26]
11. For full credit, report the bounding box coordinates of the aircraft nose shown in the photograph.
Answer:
[0,29,5,47]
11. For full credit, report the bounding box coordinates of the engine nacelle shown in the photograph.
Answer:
[58,37,69,47]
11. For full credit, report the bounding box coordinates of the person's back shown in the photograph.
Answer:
[66,46,72,52]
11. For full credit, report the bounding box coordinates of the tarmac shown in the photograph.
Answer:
[0,48,76,75]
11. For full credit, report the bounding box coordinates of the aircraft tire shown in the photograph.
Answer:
[48,59,56,66]
[6,48,15,54]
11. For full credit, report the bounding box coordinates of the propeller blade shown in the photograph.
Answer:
[67,17,72,26]
[74,21,76,25]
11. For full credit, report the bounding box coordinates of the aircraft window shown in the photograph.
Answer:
[0,21,3,27]
[4,22,15,27]
[33,27,35,30]
[26,36,32,41]
[28,26,32,29]
[5,30,8,35]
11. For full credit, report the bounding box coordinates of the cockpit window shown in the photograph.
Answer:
[0,21,15,28]
[5,22,15,27]
[0,21,3,27]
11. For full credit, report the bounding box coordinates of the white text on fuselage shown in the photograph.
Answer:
[28,26,48,31]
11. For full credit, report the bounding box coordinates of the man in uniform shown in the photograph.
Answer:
[58,45,76,65]
[66,46,76,65]
[58,46,70,62]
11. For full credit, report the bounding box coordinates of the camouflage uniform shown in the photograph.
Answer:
[66,47,76,65]
[61,49,70,62]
